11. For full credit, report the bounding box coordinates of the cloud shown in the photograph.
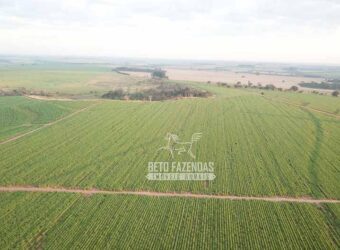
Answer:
[0,0,339,63]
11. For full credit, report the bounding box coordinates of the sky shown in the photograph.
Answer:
[0,0,340,64]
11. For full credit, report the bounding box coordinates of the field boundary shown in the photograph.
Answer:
[0,186,339,204]
[0,102,99,146]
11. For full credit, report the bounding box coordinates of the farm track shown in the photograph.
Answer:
[0,102,100,145]
[0,186,339,204]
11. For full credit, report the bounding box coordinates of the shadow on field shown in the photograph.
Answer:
[305,109,324,197]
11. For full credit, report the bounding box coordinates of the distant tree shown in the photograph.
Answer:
[290,86,299,91]
[102,89,124,99]
[332,90,339,97]
[299,81,340,90]
[152,69,167,79]
[235,82,242,88]
[264,84,275,90]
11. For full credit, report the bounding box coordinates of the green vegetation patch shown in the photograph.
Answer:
[0,96,91,141]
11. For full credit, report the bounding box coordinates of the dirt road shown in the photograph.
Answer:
[0,186,338,204]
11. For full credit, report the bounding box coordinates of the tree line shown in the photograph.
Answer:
[102,84,211,101]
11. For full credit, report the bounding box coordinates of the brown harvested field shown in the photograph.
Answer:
[165,68,325,90]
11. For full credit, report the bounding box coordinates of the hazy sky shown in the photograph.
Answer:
[0,0,340,64]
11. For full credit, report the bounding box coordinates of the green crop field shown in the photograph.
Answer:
[0,192,339,249]
[0,64,149,95]
[0,96,92,141]
[264,90,340,114]
[1,88,339,198]
[2,0,340,248]
[0,77,339,249]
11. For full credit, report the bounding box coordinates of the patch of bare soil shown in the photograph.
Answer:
[25,95,74,101]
